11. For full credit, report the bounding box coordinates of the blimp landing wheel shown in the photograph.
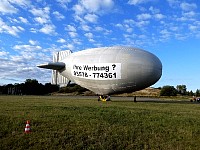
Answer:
[98,95,111,102]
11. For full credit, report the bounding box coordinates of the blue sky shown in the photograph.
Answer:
[0,0,200,91]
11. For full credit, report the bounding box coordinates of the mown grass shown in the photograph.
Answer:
[1,96,200,149]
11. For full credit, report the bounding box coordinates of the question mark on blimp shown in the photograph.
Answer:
[112,64,116,70]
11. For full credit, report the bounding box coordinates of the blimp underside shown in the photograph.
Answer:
[38,46,162,95]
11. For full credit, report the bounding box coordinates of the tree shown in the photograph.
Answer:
[23,79,41,95]
[188,90,194,96]
[44,83,59,94]
[176,85,187,95]
[196,89,200,97]
[160,85,177,96]
[0,79,60,95]
[58,84,88,94]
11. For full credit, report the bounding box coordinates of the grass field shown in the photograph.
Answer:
[1,96,200,149]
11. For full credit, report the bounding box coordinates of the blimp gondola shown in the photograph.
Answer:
[37,46,162,101]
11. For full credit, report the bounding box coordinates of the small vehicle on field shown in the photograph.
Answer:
[191,96,200,102]
[196,97,200,102]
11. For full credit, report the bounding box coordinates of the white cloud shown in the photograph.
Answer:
[1,51,42,80]
[115,19,150,33]
[56,0,72,9]
[160,29,171,40]
[74,14,86,23]
[30,6,56,35]
[180,2,197,11]
[135,20,150,28]
[0,51,44,82]
[137,13,151,20]
[13,44,42,51]
[0,0,30,14]
[9,18,18,23]
[115,23,123,29]
[72,39,82,45]
[176,11,197,22]
[30,7,50,24]
[169,26,178,31]
[189,25,198,32]
[126,27,133,33]
[138,34,147,39]
[95,26,103,31]
[78,0,114,14]
[154,13,165,20]
[16,26,24,31]
[149,6,160,14]
[9,0,30,7]
[85,0,114,13]
[84,14,98,23]
[174,33,188,40]
[115,23,133,33]
[0,51,9,57]
[53,11,65,20]
[0,0,17,14]
[66,44,74,50]
[184,11,196,18]
[81,24,90,31]
[73,0,114,23]
[73,4,85,15]
[34,17,49,24]
[160,29,170,35]
[124,19,135,24]
[39,24,56,35]
[167,0,180,8]
[57,38,66,43]
[30,28,37,33]
[29,40,38,45]
[69,32,77,38]
[89,38,95,42]
[11,55,32,63]
[128,0,144,5]
[30,7,50,17]
[128,0,153,5]
[84,32,93,39]
[0,18,24,36]
[65,25,76,32]
[94,26,111,35]
[19,17,28,24]
[188,21,200,33]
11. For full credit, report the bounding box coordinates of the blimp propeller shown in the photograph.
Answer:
[37,46,162,101]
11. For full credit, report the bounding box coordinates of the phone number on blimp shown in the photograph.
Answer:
[73,71,117,79]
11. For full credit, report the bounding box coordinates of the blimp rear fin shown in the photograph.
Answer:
[37,62,65,70]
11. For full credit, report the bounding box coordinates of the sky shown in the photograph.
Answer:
[0,0,200,92]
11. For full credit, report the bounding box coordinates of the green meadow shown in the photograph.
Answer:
[0,96,200,149]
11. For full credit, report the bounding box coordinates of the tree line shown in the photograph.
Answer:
[0,79,59,95]
[0,79,199,97]
[160,85,200,97]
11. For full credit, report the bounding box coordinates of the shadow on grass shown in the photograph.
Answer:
[111,97,197,105]
[52,95,197,105]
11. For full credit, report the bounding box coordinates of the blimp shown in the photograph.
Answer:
[37,46,162,101]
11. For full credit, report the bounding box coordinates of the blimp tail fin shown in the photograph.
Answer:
[51,50,72,86]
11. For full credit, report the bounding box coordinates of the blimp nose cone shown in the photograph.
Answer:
[60,46,162,95]
[129,48,162,91]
